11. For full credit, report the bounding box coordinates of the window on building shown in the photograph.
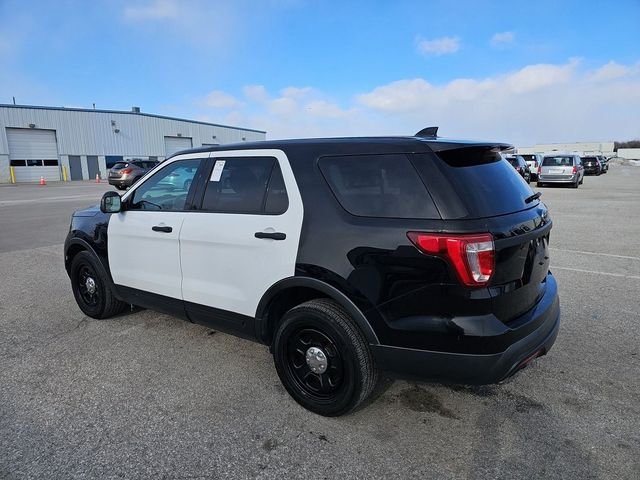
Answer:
[43,159,59,166]
[10,160,26,166]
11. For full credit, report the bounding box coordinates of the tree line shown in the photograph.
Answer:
[614,140,640,151]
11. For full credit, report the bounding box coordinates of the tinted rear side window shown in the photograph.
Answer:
[201,157,287,215]
[411,148,535,220]
[319,154,439,219]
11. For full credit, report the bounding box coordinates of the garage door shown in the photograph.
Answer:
[7,128,61,182]
[164,136,193,158]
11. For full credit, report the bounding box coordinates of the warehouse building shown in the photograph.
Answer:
[0,104,266,183]
[517,141,615,157]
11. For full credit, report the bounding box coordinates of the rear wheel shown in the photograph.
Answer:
[537,182,544,188]
[70,251,126,319]
[273,299,377,416]
[572,179,579,189]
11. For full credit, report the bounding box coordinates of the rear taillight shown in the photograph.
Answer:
[121,168,133,175]
[407,232,495,287]
[537,166,542,175]
[572,166,577,174]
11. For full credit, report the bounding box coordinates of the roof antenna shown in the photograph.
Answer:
[415,126,438,138]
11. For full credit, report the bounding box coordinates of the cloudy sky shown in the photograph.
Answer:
[0,0,638,145]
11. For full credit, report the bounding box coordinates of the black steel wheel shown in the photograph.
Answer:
[273,299,377,416]
[70,251,126,319]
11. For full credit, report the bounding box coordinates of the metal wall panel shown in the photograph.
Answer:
[1,106,266,158]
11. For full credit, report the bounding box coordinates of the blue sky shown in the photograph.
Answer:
[1,0,639,144]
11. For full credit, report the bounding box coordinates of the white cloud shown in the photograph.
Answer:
[491,31,515,47]
[124,0,179,20]
[416,36,460,56]
[204,90,241,109]
[589,61,634,82]
[196,59,640,145]
[243,85,269,103]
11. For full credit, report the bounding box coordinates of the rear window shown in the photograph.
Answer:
[520,155,537,162]
[319,154,439,219]
[582,157,597,162]
[505,157,519,167]
[543,156,573,166]
[112,162,128,170]
[410,148,536,220]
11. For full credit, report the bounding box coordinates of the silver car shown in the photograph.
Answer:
[537,154,584,188]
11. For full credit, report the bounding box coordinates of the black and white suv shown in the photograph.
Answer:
[64,130,560,416]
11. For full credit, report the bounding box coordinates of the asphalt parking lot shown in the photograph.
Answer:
[1,167,639,479]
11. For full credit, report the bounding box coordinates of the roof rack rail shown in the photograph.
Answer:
[415,126,438,138]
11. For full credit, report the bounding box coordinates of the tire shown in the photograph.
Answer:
[537,182,544,188]
[70,251,127,319]
[579,176,584,185]
[572,179,579,189]
[273,298,377,416]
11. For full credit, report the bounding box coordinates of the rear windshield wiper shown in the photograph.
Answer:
[525,191,542,204]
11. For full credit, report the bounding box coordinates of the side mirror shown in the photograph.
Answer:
[100,191,122,213]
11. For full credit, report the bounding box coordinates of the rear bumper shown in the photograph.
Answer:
[538,174,577,184]
[108,177,133,188]
[371,273,560,385]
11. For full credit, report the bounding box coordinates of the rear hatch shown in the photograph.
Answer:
[541,156,574,176]
[411,145,552,323]
[520,154,539,170]
[109,162,129,178]
[582,157,598,168]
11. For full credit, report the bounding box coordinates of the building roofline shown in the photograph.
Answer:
[0,103,266,134]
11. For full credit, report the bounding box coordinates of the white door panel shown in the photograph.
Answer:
[108,212,186,297]
[108,154,207,298]
[180,214,299,317]
[180,149,304,317]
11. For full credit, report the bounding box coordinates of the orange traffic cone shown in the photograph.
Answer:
[39,176,46,186]
[95,173,101,183]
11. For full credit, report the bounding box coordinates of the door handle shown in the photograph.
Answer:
[255,231,286,240]
[152,225,173,233]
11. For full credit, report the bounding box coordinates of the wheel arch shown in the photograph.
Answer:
[255,276,380,347]
[64,237,113,283]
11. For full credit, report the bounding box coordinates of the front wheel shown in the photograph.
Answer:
[70,251,127,319]
[273,299,377,416]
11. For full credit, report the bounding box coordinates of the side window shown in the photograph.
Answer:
[201,157,286,214]
[264,163,289,214]
[129,158,201,211]
[319,154,439,219]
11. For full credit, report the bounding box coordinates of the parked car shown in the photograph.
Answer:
[538,154,584,188]
[519,154,544,180]
[505,155,531,183]
[108,159,159,190]
[597,155,609,173]
[65,131,560,416]
[581,156,602,176]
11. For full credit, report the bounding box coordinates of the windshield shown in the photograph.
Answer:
[543,156,573,166]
